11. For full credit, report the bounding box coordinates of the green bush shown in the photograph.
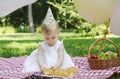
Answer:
[75,22,109,37]
[88,24,106,36]
[0,26,15,34]
[35,26,41,34]
[16,26,30,33]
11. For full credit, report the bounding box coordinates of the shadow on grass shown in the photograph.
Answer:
[108,73,120,79]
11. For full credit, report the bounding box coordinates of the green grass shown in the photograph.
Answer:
[0,33,120,78]
[0,33,120,58]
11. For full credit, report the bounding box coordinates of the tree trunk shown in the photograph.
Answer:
[28,4,34,33]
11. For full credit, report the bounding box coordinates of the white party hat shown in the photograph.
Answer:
[43,7,57,27]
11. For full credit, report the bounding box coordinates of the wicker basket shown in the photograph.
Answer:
[87,38,120,70]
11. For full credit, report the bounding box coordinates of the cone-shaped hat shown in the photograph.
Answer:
[43,7,57,27]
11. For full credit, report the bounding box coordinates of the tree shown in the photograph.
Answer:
[47,0,84,29]
[28,4,35,33]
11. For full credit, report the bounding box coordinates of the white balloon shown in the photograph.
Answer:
[110,1,120,35]
[74,0,114,24]
[0,0,37,17]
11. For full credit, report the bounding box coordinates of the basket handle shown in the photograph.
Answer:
[87,38,120,58]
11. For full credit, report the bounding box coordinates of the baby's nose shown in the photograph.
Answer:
[49,39,53,42]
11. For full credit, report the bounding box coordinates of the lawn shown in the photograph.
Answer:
[0,33,120,58]
[0,33,120,79]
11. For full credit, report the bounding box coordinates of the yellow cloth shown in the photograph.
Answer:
[43,67,77,78]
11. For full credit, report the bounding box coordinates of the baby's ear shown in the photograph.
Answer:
[58,31,60,35]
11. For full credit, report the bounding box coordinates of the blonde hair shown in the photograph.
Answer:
[41,23,60,34]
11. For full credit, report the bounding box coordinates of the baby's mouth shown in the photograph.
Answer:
[48,43,54,46]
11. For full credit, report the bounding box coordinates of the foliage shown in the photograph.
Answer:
[0,26,15,35]
[0,0,111,36]
[6,7,28,27]
[0,0,49,27]
[16,26,30,33]
[35,26,41,33]
[75,22,108,37]
[0,0,85,30]
[47,0,85,29]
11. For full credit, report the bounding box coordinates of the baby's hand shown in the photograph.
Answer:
[41,66,45,73]
[50,66,56,70]
[50,66,58,70]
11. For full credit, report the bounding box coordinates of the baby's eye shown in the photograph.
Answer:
[52,37,55,39]
[46,38,49,40]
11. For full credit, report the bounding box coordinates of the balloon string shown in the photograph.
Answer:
[103,25,109,38]
[103,20,110,38]
[99,20,109,53]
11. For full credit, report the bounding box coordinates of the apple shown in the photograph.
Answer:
[91,54,98,59]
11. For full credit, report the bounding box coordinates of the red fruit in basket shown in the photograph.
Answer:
[91,54,98,59]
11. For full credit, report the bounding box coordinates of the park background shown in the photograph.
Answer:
[0,0,120,78]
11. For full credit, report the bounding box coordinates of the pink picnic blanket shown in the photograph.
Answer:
[0,56,120,79]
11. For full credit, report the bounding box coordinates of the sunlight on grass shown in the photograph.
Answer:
[0,33,43,40]
[0,33,120,58]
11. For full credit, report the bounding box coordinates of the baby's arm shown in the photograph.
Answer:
[37,45,44,72]
[54,44,64,69]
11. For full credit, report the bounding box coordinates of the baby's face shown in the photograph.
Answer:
[42,32,58,46]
